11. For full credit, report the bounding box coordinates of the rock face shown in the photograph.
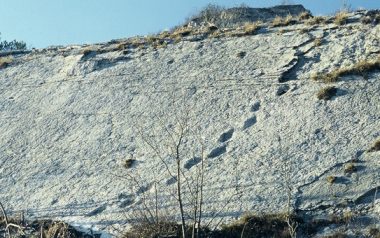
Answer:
[0,8,380,237]
[188,4,310,27]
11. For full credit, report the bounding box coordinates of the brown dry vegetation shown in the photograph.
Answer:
[367,139,380,152]
[307,16,327,25]
[317,86,338,100]
[243,21,262,35]
[0,57,13,69]
[272,14,295,27]
[334,11,349,25]
[313,58,380,83]
[298,11,313,21]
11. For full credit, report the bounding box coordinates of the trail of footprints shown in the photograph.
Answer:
[181,101,261,173]
[110,101,263,211]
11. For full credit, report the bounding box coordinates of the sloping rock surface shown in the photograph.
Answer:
[0,9,379,236]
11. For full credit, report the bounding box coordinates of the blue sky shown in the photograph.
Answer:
[0,0,379,48]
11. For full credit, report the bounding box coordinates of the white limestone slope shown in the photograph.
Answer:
[0,12,379,235]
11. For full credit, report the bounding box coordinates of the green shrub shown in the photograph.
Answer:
[0,39,27,51]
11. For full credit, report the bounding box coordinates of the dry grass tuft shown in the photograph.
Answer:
[172,27,193,37]
[243,21,262,35]
[0,57,13,69]
[334,11,349,25]
[313,58,380,83]
[125,159,136,169]
[307,16,327,25]
[298,11,313,21]
[44,221,73,238]
[316,86,337,100]
[344,163,356,174]
[314,37,323,47]
[327,176,337,184]
[367,139,380,152]
[272,14,295,27]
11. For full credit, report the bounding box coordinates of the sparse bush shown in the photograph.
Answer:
[220,213,293,238]
[307,16,327,25]
[317,86,337,100]
[0,37,27,51]
[334,11,349,25]
[0,57,13,69]
[367,139,380,152]
[43,221,74,238]
[327,175,337,184]
[192,4,225,25]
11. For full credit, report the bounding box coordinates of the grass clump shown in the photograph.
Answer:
[367,139,380,152]
[243,21,261,35]
[272,14,295,27]
[0,56,13,69]
[334,11,349,25]
[298,11,313,21]
[313,58,380,83]
[124,159,136,169]
[344,163,356,174]
[307,16,327,25]
[327,176,337,184]
[172,27,193,37]
[317,86,338,100]
[314,37,323,47]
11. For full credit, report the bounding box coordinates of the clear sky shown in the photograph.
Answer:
[0,0,379,48]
